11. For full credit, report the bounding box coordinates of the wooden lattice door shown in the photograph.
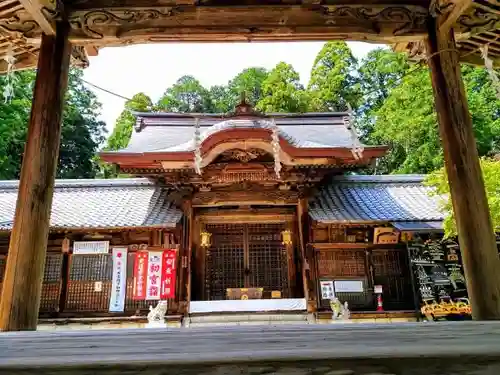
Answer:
[204,223,290,300]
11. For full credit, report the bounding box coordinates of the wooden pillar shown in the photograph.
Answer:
[0,22,71,331]
[297,198,316,312]
[426,18,500,320]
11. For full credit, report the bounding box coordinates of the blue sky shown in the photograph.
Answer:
[83,41,381,134]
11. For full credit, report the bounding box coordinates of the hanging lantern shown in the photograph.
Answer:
[270,118,281,179]
[200,230,212,248]
[281,230,292,246]
[193,117,202,175]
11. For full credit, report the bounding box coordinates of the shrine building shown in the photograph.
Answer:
[0,102,449,327]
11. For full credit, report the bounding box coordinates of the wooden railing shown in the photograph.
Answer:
[1,322,500,374]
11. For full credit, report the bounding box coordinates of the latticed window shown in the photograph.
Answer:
[204,223,290,300]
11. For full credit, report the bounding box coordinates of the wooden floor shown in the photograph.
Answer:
[1,322,500,374]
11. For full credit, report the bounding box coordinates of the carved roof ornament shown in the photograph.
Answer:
[226,92,265,119]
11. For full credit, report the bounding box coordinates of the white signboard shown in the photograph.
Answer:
[73,241,109,255]
[146,251,163,300]
[374,285,383,294]
[109,248,127,312]
[334,280,364,293]
[320,281,335,300]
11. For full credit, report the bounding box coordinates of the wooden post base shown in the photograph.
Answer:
[426,18,500,320]
[0,22,72,331]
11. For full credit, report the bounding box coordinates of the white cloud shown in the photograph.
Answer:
[82,41,381,135]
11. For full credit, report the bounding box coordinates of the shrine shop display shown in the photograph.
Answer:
[407,235,470,320]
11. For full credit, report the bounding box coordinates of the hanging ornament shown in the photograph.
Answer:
[343,103,364,160]
[193,117,202,175]
[270,118,281,179]
[480,45,500,100]
[3,45,17,104]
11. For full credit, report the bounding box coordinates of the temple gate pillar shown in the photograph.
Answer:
[426,17,500,319]
[0,22,72,331]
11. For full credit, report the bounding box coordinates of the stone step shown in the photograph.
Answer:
[186,313,311,327]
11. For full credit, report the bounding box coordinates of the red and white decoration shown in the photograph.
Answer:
[132,249,178,301]
[109,248,128,312]
[160,249,177,299]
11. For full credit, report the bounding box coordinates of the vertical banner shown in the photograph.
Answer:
[161,249,177,299]
[146,251,163,300]
[132,251,148,300]
[109,248,128,312]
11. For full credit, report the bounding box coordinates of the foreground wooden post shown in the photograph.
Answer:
[0,22,71,331]
[426,18,500,319]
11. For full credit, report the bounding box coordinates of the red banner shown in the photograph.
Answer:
[160,249,177,299]
[132,251,148,300]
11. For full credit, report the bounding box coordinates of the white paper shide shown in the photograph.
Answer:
[109,248,128,312]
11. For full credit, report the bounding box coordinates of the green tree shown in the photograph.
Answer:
[158,75,213,112]
[0,68,106,180]
[371,65,500,174]
[58,69,107,179]
[106,92,153,151]
[425,159,500,237]
[308,41,360,112]
[227,67,268,108]
[209,85,232,113]
[256,62,309,113]
[357,48,410,138]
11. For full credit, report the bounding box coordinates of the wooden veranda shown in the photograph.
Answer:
[0,0,499,331]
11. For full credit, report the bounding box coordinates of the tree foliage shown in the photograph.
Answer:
[308,41,360,112]
[106,92,153,151]
[0,68,106,180]
[370,64,500,174]
[256,62,309,113]
[425,159,500,237]
[158,75,213,112]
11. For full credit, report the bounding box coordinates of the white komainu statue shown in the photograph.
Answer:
[147,301,168,324]
[330,297,350,320]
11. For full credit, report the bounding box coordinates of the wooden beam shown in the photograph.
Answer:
[0,21,71,331]
[439,0,473,32]
[17,0,58,36]
[67,4,429,45]
[426,17,500,320]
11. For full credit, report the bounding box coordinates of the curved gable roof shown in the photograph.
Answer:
[118,112,366,154]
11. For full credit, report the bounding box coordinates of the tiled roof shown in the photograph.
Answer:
[119,112,364,153]
[309,175,445,224]
[0,179,182,231]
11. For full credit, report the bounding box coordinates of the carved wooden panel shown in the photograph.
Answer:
[317,249,366,278]
[372,248,413,310]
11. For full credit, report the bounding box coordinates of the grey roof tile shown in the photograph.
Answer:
[119,112,363,153]
[0,178,182,231]
[309,175,445,223]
